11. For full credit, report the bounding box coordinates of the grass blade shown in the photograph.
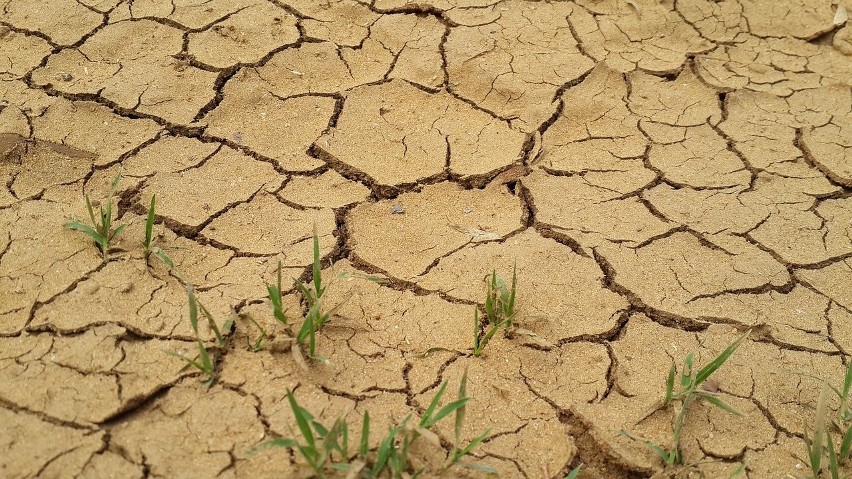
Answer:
[694,330,750,387]
[565,465,582,479]
[420,381,449,428]
[424,398,468,429]
[85,195,98,228]
[196,339,212,374]
[65,221,103,244]
[453,428,490,459]
[246,438,298,456]
[287,390,316,450]
[455,369,469,445]
[840,425,852,459]
[664,361,676,404]
[312,224,322,298]
[145,194,156,252]
[360,411,370,458]
[187,285,200,335]
[827,432,839,479]
[700,393,743,416]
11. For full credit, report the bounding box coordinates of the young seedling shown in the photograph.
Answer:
[268,260,289,327]
[803,361,852,478]
[65,170,126,263]
[622,330,750,466]
[241,313,272,352]
[473,265,518,357]
[164,285,233,385]
[249,372,492,478]
[141,194,183,280]
[290,227,350,362]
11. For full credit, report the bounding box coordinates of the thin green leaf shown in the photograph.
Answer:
[455,369,469,446]
[288,390,316,450]
[565,465,582,479]
[694,329,750,387]
[840,425,852,459]
[455,461,498,474]
[312,224,322,298]
[163,349,205,372]
[196,339,213,374]
[420,381,449,428]
[85,195,97,229]
[700,393,743,416]
[452,428,490,460]
[245,438,298,456]
[145,194,156,252]
[727,463,745,479]
[360,411,370,457]
[827,432,839,479]
[154,249,175,269]
[372,423,403,475]
[423,398,469,429]
[65,221,105,243]
[109,223,127,242]
[664,361,676,405]
[187,285,200,335]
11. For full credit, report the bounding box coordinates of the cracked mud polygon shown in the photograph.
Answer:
[1,0,851,478]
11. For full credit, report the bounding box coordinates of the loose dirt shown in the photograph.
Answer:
[1,0,851,478]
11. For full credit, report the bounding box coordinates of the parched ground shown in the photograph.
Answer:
[1,0,852,478]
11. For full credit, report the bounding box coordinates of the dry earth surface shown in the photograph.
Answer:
[1,0,852,478]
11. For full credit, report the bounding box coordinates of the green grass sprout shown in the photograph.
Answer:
[65,170,126,263]
[163,285,233,385]
[802,361,852,478]
[473,264,518,357]
[565,465,582,479]
[623,330,750,466]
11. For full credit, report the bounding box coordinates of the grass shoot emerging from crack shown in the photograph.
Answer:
[248,370,493,478]
[143,193,179,277]
[473,264,517,357]
[804,361,852,478]
[621,329,750,466]
[292,225,340,362]
[278,225,384,365]
[65,170,126,263]
[164,285,232,385]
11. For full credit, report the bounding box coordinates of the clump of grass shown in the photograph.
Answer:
[292,226,342,362]
[473,265,517,357]
[165,285,233,385]
[260,226,367,364]
[65,170,126,263]
[249,371,493,477]
[621,330,750,466]
[803,362,852,478]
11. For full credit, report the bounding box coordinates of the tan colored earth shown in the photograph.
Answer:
[1,0,852,478]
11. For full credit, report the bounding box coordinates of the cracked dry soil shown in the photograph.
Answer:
[1,0,851,478]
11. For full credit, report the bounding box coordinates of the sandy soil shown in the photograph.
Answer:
[1,0,852,478]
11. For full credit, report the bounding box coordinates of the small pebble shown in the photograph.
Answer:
[391,204,405,214]
[463,207,473,214]
[56,72,73,82]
